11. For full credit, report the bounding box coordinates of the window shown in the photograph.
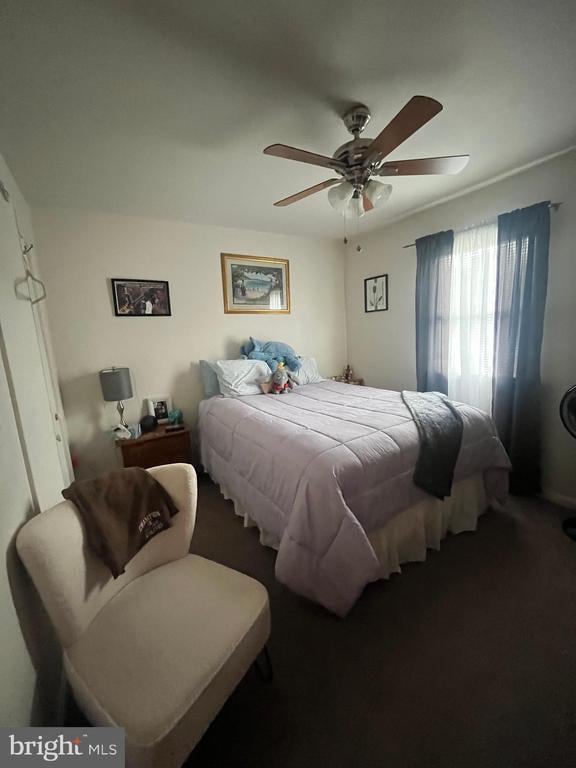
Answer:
[447,220,498,412]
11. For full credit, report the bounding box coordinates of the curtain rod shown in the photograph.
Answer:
[402,202,562,249]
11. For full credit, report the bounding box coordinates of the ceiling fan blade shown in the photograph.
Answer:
[264,143,345,171]
[362,195,374,212]
[273,179,340,207]
[377,155,469,176]
[367,96,443,163]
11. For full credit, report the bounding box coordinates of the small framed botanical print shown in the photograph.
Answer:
[221,253,290,314]
[364,274,388,313]
[146,396,173,424]
[111,278,171,316]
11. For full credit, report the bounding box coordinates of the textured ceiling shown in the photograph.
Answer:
[1,0,575,237]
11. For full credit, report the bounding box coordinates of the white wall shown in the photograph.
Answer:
[346,150,576,507]
[35,210,347,478]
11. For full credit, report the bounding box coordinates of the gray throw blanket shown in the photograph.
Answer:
[62,467,178,577]
[401,390,464,500]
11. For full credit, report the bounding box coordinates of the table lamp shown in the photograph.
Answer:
[99,367,133,428]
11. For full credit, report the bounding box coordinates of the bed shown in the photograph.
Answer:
[199,380,511,616]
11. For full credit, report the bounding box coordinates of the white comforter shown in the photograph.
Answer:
[199,381,510,615]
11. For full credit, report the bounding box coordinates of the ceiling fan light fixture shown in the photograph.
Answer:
[328,181,354,212]
[364,180,393,208]
[348,191,365,219]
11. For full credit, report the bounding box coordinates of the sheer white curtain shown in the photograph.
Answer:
[447,220,498,412]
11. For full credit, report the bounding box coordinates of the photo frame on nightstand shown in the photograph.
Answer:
[146,396,173,424]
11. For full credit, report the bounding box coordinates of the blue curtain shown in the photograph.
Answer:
[415,230,454,394]
[493,201,550,494]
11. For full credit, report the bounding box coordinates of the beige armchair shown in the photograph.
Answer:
[17,463,270,768]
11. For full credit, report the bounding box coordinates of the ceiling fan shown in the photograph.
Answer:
[263,96,469,217]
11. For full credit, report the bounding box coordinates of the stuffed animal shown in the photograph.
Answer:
[241,337,301,372]
[270,363,299,394]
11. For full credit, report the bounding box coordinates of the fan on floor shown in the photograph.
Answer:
[560,386,576,541]
[263,96,469,216]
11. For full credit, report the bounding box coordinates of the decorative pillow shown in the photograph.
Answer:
[294,357,323,385]
[199,360,221,398]
[213,359,270,397]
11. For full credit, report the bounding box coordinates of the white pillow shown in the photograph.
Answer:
[294,357,323,385]
[199,359,221,398]
[213,359,270,397]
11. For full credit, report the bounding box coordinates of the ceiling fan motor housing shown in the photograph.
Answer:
[337,105,375,188]
[343,104,371,136]
[332,138,372,166]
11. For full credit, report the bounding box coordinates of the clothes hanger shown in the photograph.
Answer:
[1,177,48,305]
[14,243,48,305]
[2,187,49,304]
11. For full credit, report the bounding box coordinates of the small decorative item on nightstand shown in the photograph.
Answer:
[168,408,183,425]
[140,415,158,434]
[331,365,365,386]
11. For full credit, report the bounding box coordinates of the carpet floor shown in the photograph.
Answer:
[186,478,576,768]
[65,477,576,767]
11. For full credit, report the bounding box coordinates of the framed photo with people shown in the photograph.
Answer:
[111,278,171,316]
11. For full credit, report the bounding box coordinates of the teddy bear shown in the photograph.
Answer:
[240,337,301,373]
[270,362,299,394]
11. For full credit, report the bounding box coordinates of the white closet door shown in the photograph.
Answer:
[0,192,66,510]
[27,253,73,487]
[0,350,38,726]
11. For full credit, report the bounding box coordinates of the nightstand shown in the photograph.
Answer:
[331,376,365,386]
[117,425,193,469]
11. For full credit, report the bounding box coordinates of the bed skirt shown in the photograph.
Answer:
[215,472,490,583]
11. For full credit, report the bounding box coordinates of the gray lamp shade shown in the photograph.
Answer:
[99,367,133,402]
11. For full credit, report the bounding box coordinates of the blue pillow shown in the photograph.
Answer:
[199,360,220,398]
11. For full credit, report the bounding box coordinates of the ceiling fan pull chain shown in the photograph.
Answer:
[355,209,363,253]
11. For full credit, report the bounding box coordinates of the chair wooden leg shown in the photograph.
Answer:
[254,645,273,682]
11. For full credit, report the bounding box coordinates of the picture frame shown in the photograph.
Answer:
[221,253,290,314]
[146,396,173,424]
[364,274,389,313]
[111,278,171,316]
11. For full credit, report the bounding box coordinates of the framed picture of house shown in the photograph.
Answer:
[221,253,290,314]
[364,274,388,313]
[111,278,171,316]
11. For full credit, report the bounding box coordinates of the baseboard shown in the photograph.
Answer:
[541,489,576,511]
